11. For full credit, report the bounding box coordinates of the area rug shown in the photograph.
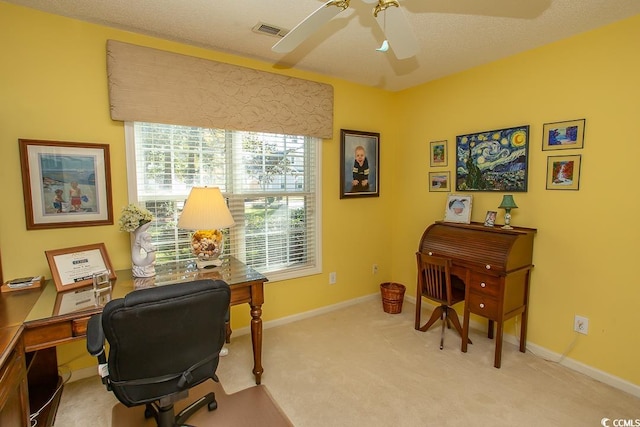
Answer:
[111,380,293,427]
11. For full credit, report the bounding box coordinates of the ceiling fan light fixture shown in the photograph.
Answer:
[376,39,389,52]
[272,0,417,59]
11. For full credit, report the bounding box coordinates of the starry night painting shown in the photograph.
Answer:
[455,125,529,192]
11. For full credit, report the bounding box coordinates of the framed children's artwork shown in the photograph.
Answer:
[19,139,114,229]
[443,194,472,224]
[455,125,530,192]
[542,119,585,151]
[340,129,380,199]
[546,154,582,190]
[484,210,497,227]
[428,171,451,192]
[429,140,448,167]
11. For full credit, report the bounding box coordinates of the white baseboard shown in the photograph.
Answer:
[405,294,640,398]
[519,340,640,398]
[67,293,640,398]
[244,293,379,336]
[67,365,99,383]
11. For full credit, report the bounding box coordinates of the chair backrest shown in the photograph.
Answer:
[416,252,453,305]
[101,279,230,407]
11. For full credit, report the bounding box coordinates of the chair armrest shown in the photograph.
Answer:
[86,314,105,357]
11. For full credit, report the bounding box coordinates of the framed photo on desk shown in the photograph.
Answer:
[45,243,116,292]
[443,194,472,224]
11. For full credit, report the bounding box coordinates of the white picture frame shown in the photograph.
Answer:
[444,194,472,224]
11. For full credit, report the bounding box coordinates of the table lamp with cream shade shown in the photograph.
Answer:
[177,187,235,269]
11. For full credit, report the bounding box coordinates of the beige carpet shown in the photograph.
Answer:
[55,298,639,427]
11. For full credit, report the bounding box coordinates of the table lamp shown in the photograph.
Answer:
[498,195,518,230]
[177,187,235,268]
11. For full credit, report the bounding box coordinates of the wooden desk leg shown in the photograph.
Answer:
[494,321,503,368]
[487,319,494,339]
[250,303,263,385]
[461,309,470,353]
[225,322,232,343]
[519,309,528,353]
[519,271,531,354]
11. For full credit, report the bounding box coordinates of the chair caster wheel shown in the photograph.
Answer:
[144,405,155,419]
[208,400,218,411]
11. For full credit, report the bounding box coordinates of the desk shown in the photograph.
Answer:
[419,221,535,368]
[19,256,267,426]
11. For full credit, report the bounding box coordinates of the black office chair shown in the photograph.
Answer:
[86,279,231,427]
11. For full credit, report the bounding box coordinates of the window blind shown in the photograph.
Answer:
[126,122,321,279]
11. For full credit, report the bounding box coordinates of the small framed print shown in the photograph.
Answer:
[542,119,585,151]
[428,171,451,192]
[484,210,497,227]
[45,243,117,292]
[443,194,472,224]
[546,155,582,190]
[430,140,448,167]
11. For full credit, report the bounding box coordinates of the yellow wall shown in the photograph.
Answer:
[1,2,639,386]
[0,2,394,370]
[391,15,640,385]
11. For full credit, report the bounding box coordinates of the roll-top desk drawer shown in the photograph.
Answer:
[468,273,501,298]
[467,291,500,319]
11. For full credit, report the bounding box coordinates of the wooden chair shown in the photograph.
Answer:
[415,252,468,349]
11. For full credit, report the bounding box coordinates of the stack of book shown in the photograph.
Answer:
[1,275,43,293]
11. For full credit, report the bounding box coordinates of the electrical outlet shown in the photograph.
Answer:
[329,272,336,284]
[574,315,589,335]
[372,264,378,274]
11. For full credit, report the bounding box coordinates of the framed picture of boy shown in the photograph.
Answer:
[340,129,380,198]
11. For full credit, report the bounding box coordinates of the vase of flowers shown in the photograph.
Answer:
[190,229,224,268]
[119,204,156,277]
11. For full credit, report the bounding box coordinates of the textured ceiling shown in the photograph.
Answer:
[6,0,640,91]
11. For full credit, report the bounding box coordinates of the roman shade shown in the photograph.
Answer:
[106,40,333,139]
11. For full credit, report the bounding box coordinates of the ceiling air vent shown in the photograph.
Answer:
[252,22,288,38]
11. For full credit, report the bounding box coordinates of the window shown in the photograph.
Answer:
[125,122,321,281]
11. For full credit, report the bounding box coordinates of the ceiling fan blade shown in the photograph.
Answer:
[272,1,349,54]
[375,4,419,59]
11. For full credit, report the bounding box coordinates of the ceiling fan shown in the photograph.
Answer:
[272,0,419,60]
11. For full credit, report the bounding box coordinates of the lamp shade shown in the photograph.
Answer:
[177,187,235,230]
[498,195,518,210]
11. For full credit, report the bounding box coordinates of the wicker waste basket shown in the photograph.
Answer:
[380,282,406,314]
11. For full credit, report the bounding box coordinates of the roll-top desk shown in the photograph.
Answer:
[419,221,536,368]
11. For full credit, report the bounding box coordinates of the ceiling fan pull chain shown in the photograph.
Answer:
[376,6,389,52]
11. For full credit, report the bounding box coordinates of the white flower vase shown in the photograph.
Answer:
[131,222,156,277]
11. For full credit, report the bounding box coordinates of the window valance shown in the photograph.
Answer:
[106,40,333,139]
